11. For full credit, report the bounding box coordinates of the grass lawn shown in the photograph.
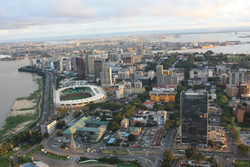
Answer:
[0,151,17,167]
[117,162,138,167]
[45,153,67,161]
[63,95,88,101]
[101,150,129,155]
[235,160,250,167]
[133,151,156,155]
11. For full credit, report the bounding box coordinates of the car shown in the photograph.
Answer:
[110,154,113,157]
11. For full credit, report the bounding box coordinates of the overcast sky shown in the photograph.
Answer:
[0,0,250,41]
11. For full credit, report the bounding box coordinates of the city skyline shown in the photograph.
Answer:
[1,0,250,42]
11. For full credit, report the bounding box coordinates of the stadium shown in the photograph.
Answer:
[55,85,106,109]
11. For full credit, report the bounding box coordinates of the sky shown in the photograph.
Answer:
[0,0,250,42]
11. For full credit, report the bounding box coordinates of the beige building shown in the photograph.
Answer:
[41,120,57,135]
[226,85,237,97]
[121,118,129,128]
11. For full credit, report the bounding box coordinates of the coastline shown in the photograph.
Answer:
[0,75,44,143]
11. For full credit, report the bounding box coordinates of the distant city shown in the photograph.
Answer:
[1,30,250,167]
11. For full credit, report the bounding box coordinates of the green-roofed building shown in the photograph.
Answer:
[62,117,109,142]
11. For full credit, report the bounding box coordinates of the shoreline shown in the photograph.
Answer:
[0,75,44,143]
[0,75,40,131]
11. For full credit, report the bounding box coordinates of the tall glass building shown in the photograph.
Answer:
[180,90,208,146]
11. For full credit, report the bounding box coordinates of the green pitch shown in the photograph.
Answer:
[63,95,88,101]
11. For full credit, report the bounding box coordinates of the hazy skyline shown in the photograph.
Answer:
[1,0,250,41]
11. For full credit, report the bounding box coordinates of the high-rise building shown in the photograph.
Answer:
[76,56,86,79]
[94,59,104,78]
[157,75,179,86]
[100,65,113,87]
[126,55,133,64]
[108,54,113,61]
[240,84,250,95]
[156,65,163,76]
[220,74,227,85]
[234,104,246,123]
[85,55,95,75]
[136,45,143,56]
[229,72,244,86]
[180,90,208,146]
[30,59,35,67]
[65,60,71,72]
[56,60,63,71]
[226,85,237,98]
[147,70,155,80]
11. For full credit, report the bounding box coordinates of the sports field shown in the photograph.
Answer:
[61,92,91,101]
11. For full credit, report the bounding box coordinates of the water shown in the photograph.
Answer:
[169,44,250,54]
[167,31,250,43]
[0,59,38,130]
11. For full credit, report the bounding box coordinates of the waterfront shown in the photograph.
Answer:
[0,60,38,130]
[169,43,250,54]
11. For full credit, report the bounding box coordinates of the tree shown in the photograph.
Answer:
[165,103,174,111]
[185,148,197,159]
[108,121,121,130]
[208,139,215,148]
[134,122,144,127]
[56,120,65,129]
[61,143,67,149]
[43,132,49,138]
[163,149,174,163]
[238,144,250,155]
[196,153,206,166]
[128,134,136,141]
[73,109,81,118]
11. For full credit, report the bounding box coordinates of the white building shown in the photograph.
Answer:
[41,120,57,135]
[100,65,113,87]
[118,70,130,79]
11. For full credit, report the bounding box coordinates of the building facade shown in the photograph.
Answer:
[100,65,113,87]
[76,57,86,79]
[181,90,208,146]
[229,72,244,85]
[94,60,104,78]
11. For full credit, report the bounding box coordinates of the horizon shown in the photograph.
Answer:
[1,26,250,44]
[1,0,250,43]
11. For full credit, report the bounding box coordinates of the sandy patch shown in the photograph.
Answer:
[12,99,36,110]
[4,121,32,137]
[9,109,36,117]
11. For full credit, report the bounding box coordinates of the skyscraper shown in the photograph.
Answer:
[125,55,133,64]
[136,45,143,56]
[180,90,208,146]
[85,55,95,75]
[156,65,163,76]
[94,59,104,78]
[76,56,86,79]
[100,65,113,87]
[229,72,244,86]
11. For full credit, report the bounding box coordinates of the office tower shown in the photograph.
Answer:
[126,55,133,64]
[220,74,227,85]
[47,62,54,69]
[85,55,95,75]
[56,60,63,71]
[108,54,113,61]
[229,72,244,85]
[65,60,71,72]
[180,90,208,146]
[30,59,35,67]
[76,56,86,79]
[94,59,104,78]
[100,65,113,87]
[71,57,77,67]
[156,65,163,76]
[136,45,143,56]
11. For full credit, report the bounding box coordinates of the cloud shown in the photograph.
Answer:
[1,0,250,41]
